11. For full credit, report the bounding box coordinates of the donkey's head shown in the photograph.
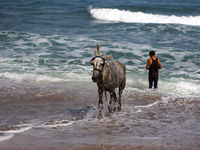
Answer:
[90,44,114,83]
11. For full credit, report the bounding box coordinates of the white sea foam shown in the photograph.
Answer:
[0,121,73,142]
[0,133,13,142]
[0,72,91,83]
[1,70,199,96]
[37,120,73,128]
[0,126,32,142]
[159,78,200,96]
[135,100,160,109]
[90,7,200,26]
[0,72,66,83]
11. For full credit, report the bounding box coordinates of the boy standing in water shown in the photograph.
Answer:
[146,51,162,89]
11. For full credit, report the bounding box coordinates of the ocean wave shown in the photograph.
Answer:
[159,78,200,96]
[1,71,200,96]
[89,7,200,26]
[0,72,91,83]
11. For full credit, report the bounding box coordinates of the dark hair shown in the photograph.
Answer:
[149,51,155,56]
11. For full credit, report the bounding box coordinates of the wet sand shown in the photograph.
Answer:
[0,126,199,150]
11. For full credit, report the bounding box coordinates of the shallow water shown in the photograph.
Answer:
[0,79,199,149]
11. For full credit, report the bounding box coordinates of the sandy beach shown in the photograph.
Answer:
[0,79,200,150]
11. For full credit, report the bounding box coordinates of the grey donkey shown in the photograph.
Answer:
[90,44,126,118]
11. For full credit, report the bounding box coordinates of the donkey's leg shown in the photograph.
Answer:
[104,91,108,111]
[98,88,103,119]
[113,91,118,113]
[118,79,126,111]
[104,91,107,101]
[118,86,122,112]
[108,92,114,113]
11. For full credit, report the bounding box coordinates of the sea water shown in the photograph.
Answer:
[0,0,200,149]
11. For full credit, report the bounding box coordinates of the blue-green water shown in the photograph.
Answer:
[1,0,200,94]
[0,0,200,149]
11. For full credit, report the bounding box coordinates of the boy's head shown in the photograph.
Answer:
[149,51,155,56]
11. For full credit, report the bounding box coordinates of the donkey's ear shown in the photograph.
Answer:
[103,55,115,61]
[95,44,99,56]
[90,57,95,65]
[99,52,103,56]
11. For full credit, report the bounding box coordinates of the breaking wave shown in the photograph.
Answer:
[89,7,200,26]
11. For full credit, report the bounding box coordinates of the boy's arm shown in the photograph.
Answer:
[146,59,150,70]
[158,58,162,69]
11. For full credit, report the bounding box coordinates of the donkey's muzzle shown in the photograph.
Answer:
[92,76,98,83]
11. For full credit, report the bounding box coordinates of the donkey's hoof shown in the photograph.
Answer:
[108,105,112,113]
[117,106,121,112]
[98,113,103,119]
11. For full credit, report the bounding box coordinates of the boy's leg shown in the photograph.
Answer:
[149,74,153,88]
